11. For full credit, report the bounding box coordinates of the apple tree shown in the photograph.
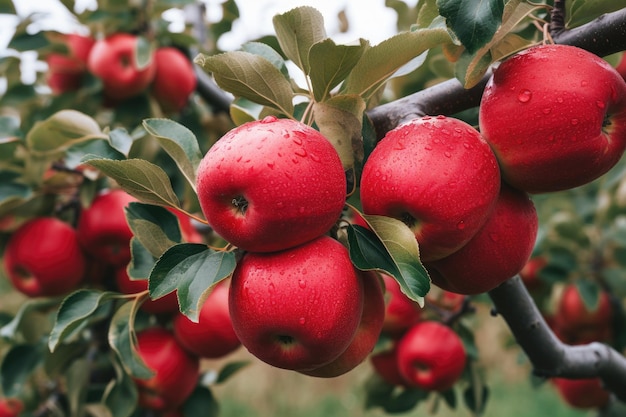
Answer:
[1,0,626,416]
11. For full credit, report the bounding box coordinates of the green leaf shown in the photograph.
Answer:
[195,51,295,117]
[437,0,505,54]
[83,158,180,208]
[567,0,626,27]
[128,238,158,279]
[230,97,265,126]
[26,110,105,154]
[182,386,220,417]
[312,94,365,170]
[458,1,541,88]
[8,31,50,51]
[308,38,369,102]
[126,202,181,258]
[142,118,202,191]
[272,6,327,74]
[103,356,139,417]
[108,301,155,379]
[108,127,136,157]
[241,41,289,78]
[216,360,250,384]
[0,298,61,341]
[0,171,32,202]
[343,28,451,100]
[1,343,45,397]
[149,244,236,322]
[347,216,430,306]
[135,36,153,70]
[0,115,21,140]
[49,290,118,352]
[574,280,602,312]
[0,0,16,14]
[66,358,90,417]
[464,383,489,414]
[64,139,126,170]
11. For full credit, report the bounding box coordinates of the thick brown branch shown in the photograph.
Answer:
[489,276,626,403]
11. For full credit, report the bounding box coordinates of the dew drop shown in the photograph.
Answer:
[557,97,564,104]
[517,89,532,103]
[542,108,551,115]
[457,221,465,230]
[267,161,275,169]
[298,280,306,289]
[596,101,606,109]
[463,142,471,149]
[424,145,433,151]
[299,317,306,325]
[571,118,579,126]
[261,115,277,124]
[310,153,320,162]
[436,115,446,119]
[295,148,307,157]
[444,151,452,158]
[581,80,588,87]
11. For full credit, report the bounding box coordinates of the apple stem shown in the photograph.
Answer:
[489,275,626,403]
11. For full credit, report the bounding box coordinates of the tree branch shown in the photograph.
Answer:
[489,276,626,403]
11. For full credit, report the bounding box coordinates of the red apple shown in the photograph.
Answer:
[115,266,179,315]
[0,397,24,417]
[77,189,137,267]
[173,279,241,359]
[519,256,548,292]
[300,270,385,378]
[168,207,203,243]
[616,52,626,81]
[552,377,610,409]
[46,33,95,94]
[552,283,613,344]
[426,184,538,295]
[134,328,200,411]
[396,321,466,391]
[380,273,422,337]
[4,217,86,298]
[87,33,156,100]
[196,116,346,253]
[229,235,364,371]
[152,47,197,113]
[370,346,408,386]
[479,44,626,193]
[360,115,501,262]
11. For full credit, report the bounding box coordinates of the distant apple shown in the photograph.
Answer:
[152,47,197,113]
[4,217,86,298]
[553,377,610,409]
[115,266,179,315]
[46,33,95,94]
[173,279,241,359]
[87,33,156,100]
[370,346,408,387]
[379,273,422,337]
[0,397,24,417]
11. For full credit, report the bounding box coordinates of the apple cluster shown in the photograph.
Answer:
[195,115,389,377]
[360,43,626,296]
[46,32,197,112]
[2,189,242,414]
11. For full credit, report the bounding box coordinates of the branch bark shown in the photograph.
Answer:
[489,276,626,403]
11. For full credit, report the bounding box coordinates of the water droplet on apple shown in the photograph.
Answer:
[309,153,320,162]
[596,101,606,109]
[299,317,306,325]
[463,142,471,149]
[298,279,306,289]
[517,89,532,103]
[295,148,307,157]
[581,80,589,87]
[424,145,433,151]
[444,151,452,158]
[571,118,579,125]
[436,115,446,119]
[489,232,499,242]
[542,108,551,115]
[267,161,275,169]
[457,221,465,230]
[261,115,277,124]
[557,97,564,103]
[299,207,305,214]
[276,201,284,208]
[422,116,432,120]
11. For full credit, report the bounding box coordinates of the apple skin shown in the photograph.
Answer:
[380,273,422,337]
[300,270,385,378]
[360,115,501,262]
[46,33,95,94]
[4,217,86,298]
[87,33,156,100]
[77,189,137,267]
[479,44,626,193]
[196,116,346,253]
[616,52,626,81]
[115,266,179,315]
[134,328,200,412]
[552,284,613,345]
[229,235,364,371]
[396,321,466,392]
[0,397,24,417]
[426,184,538,295]
[370,346,409,387]
[519,256,548,292]
[552,377,610,409]
[173,279,241,359]
[152,47,197,113]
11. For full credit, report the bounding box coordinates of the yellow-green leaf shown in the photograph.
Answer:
[26,110,105,154]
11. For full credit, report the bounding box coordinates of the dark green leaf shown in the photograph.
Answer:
[149,244,236,322]
[126,202,181,258]
[49,290,118,352]
[103,357,139,417]
[1,343,45,397]
[463,383,489,414]
[0,298,61,341]
[66,358,90,416]
[195,51,295,117]
[64,139,126,170]
[142,118,202,190]
[216,360,250,384]
[128,238,158,279]
[8,31,50,51]
[108,301,154,379]
[229,97,264,126]
[182,386,220,417]
[437,0,505,53]
[308,38,368,101]
[272,6,327,74]
[83,158,180,208]
[574,280,602,312]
